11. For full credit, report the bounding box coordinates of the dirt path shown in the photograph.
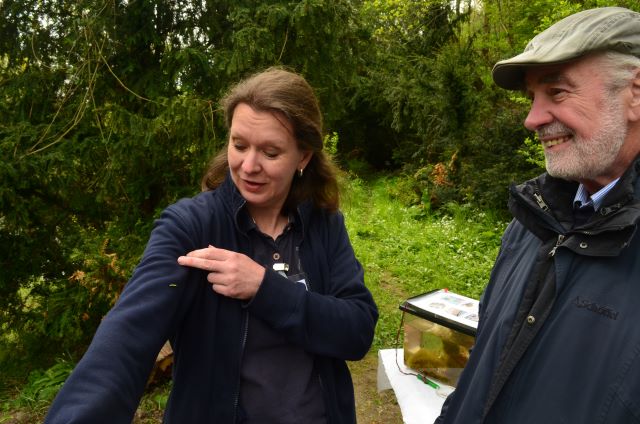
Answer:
[350,350,403,424]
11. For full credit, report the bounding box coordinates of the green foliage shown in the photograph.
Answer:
[518,136,546,169]
[0,217,150,393]
[354,0,533,212]
[342,176,506,348]
[323,131,339,157]
[134,382,172,422]
[11,359,74,408]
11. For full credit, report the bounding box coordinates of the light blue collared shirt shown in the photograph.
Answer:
[573,178,620,211]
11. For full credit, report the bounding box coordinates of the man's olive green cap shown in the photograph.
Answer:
[493,7,640,90]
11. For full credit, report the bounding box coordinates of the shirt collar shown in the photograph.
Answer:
[573,178,620,211]
[236,204,300,236]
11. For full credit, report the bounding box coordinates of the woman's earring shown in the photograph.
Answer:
[298,168,304,177]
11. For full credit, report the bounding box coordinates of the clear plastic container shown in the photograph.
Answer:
[400,289,478,387]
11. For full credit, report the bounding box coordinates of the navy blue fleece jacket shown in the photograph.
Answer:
[45,176,378,423]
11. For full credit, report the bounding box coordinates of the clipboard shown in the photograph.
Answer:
[399,289,479,337]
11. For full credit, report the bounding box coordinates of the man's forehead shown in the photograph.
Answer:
[523,58,597,90]
[524,66,570,88]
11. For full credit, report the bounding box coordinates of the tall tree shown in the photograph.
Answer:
[0,0,367,369]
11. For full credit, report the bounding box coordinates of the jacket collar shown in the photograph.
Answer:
[509,155,640,242]
[218,172,312,237]
[219,172,247,215]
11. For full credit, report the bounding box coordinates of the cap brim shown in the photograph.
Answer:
[492,62,529,91]
[492,52,587,91]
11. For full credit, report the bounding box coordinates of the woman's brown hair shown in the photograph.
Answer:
[201,67,340,212]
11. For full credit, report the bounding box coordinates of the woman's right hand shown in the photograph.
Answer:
[177,245,266,300]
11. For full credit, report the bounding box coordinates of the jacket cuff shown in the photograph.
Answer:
[247,268,305,325]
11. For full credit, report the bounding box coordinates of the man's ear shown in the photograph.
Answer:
[627,68,640,122]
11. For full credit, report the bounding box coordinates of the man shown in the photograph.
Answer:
[436,7,640,424]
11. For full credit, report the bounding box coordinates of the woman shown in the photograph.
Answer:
[45,67,378,424]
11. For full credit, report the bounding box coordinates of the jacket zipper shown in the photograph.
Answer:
[533,191,550,212]
[548,234,565,257]
[232,199,250,423]
[232,305,249,422]
[295,245,313,292]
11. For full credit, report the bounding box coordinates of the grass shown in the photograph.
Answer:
[1,174,508,422]
[341,175,507,350]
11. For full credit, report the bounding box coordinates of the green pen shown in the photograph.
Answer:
[417,374,440,390]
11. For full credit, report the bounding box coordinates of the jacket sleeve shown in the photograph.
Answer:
[44,202,204,424]
[247,210,379,361]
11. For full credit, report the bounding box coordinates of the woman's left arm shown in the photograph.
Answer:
[247,211,379,360]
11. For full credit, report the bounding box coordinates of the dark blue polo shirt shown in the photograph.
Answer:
[237,208,326,424]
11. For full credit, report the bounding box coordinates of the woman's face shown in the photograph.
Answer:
[227,103,312,216]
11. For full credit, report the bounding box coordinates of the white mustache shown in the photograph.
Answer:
[537,121,574,139]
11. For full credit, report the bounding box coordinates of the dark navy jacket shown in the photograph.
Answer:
[45,176,378,423]
[437,157,640,424]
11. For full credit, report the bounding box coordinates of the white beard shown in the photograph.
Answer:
[540,95,627,181]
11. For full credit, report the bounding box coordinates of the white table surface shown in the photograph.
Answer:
[377,348,454,424]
